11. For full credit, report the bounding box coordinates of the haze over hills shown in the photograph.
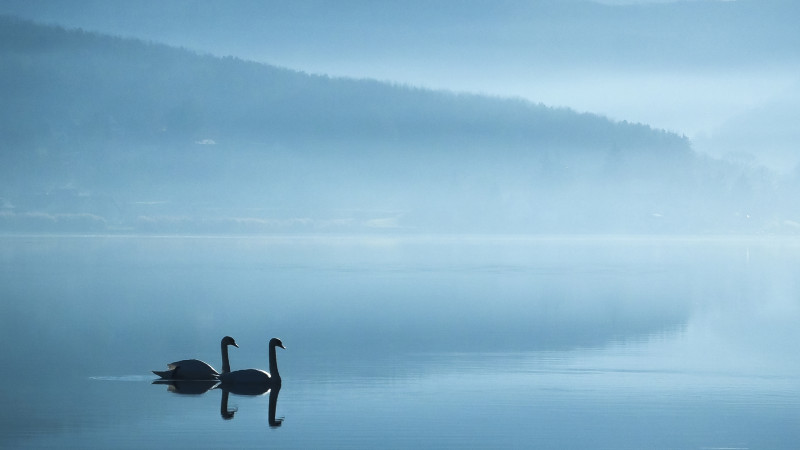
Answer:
[1,17,797,234]
[2,0,798,171]
[693,80,800,172]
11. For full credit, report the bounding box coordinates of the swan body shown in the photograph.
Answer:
[220,368,271,384]
[220,338,284,387]
[152,359,219,380]
[153,336,238,380]
[219,377,272,396]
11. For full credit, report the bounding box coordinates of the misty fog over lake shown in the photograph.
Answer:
[1,1,799,448]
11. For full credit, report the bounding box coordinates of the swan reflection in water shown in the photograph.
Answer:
[219,385,283,427]
[152,379,219,395]
[152,380,283,426]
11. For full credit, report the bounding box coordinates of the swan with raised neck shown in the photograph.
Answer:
[220,336,237,374]
[153,336,239,380]
[219,338,285,386]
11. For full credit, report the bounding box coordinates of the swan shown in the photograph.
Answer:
[219,338,285,386]
[153,336,238,380]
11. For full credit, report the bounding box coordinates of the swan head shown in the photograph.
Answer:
[270,338,285,350]
[222,336,239,348]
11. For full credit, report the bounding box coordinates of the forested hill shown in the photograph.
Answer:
[0,17,794,234]
[0,16,686,148]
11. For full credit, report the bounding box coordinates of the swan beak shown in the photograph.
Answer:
[232,342,239,348]
[279,343,286,349]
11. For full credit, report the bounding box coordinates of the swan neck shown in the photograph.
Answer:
[221,342,231,374]
[269,344,280,380]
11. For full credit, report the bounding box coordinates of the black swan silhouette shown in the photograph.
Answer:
[219,338,285,387]
[153,336,239,380]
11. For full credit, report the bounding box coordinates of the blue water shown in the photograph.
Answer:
[1,235,799,448]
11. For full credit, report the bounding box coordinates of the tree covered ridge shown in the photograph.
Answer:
[0,16,794,235]
[0,16,688,150]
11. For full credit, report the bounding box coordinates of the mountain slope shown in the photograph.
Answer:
[0,17,792,234]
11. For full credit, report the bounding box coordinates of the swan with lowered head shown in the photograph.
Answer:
[153,336,238,380]
[220,338,285,386]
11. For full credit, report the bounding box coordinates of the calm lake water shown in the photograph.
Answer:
[1,235,799,449]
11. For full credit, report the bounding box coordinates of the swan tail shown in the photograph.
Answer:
[152,370,174,379]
